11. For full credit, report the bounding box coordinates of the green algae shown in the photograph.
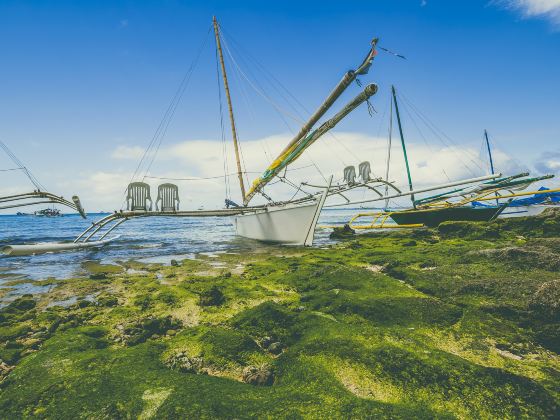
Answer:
[1,213,560,418]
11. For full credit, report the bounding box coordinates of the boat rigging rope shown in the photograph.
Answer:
[215,38,231,200]
[0,140,45,191]
[141,28,211,181]
[397,91,486,174]
[220,30,333,191]
[219,33,305,126]
[220,27,377,187]
[122,26,212,208]
[398,96,452,182]
[143,164,317,182]
[385,94,393,207]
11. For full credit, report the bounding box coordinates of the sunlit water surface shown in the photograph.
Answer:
[0,209,389,304]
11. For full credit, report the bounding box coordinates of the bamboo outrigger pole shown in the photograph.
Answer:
[213,16,246,202]
[243,38,380,205]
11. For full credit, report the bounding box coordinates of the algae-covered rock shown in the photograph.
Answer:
[438,210,560,240]
[529,279,560,321]
[267,341,284,355]
[115,316,182,346]
[0,295,36,325]
[438,221,500,240]
[230,302,297,345]
[198,286,225,307]
[82,261,123,280]
[165,352,204,374]
[467,246,560,271]
[329,224,355,239]
[242,364,274,386]
[96,293,118,307]
[0,360,15,383]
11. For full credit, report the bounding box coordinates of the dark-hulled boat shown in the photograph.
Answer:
[389,203,508,227]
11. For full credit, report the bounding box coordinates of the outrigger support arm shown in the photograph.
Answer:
[0,191,86,218]
[243,38,380,205]
[326,173,502,208]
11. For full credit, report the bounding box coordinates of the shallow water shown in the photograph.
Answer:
[0,209,388,303]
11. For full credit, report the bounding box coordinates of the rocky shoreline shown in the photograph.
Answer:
[1,211,560,418]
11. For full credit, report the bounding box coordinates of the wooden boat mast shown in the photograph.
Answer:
[484,129,500,205]
[391,85,415,208]
[213,16,246,202]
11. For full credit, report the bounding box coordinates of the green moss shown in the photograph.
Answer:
[1,218,560,417]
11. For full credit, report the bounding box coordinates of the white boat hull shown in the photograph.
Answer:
[235,201,322,246]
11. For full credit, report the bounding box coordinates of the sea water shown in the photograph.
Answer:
[0,209,387,303]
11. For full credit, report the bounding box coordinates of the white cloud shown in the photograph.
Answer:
[111,145,145,160]
[70,132,522,210]
[2,132,526,213]
[495,0,560,26]
[535,150,560,173]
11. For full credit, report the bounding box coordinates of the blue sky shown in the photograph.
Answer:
[0,0,559,211]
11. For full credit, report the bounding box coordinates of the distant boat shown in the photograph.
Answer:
[34,208,62,217]
[0,140,86,218]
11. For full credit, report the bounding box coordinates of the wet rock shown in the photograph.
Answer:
[114,316,182,346]
[165,352,204,374]
[242,364,274,386]
[329,224,355,239]
[170,259,180,267]
[20,338,42,349]
[89,273,108,280]
[97,294,118,307]
[529,279,560,321]
[468,246,560,271]
[0,360,15,383]
[258,336,274,348]
[199,286,225,307]
[267,342,284,355]
[77,299,93,308]
[403,240,417,247]
[6,295,36,312]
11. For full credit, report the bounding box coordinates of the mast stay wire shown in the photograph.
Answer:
[481,131,527,174]
[0,140,45,191]
[396,90,487,173]
[220,30,335,188]
[220,36,331,195]
[384,94,393,207]
[219,28,362,178]
[122,25,212,208]
[399,97,453,181]
[141,28,212,182]
[215,37,231,200]
[222,30,354,173]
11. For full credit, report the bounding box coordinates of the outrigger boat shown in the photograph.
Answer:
[473,130,560,218]
[2,18,384,255]
[5,18,549,256]
[0,140,86,218]
[327,86,555,229]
